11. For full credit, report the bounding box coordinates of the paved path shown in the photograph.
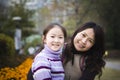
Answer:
[105,60,120,70]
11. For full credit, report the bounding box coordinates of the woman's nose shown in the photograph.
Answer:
[82,38,87,44]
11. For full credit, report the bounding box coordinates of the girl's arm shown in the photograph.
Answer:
[32,57,51,80]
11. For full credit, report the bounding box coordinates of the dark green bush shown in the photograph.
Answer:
[0,33,15,56]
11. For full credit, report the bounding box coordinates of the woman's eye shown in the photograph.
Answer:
[81,33,86,37]
[89,39,94,44]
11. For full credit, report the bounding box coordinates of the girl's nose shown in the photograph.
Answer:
[54,38,59,42]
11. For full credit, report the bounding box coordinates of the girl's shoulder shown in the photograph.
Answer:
[33,52,49,62]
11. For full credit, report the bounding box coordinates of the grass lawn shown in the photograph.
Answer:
[95,68,120,80]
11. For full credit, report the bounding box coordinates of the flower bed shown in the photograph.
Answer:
[0,58,33,80]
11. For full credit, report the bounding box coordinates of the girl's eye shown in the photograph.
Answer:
[59,36,63,39]
[51,36,55,38]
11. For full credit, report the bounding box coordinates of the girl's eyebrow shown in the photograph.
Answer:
[51,33,64,36]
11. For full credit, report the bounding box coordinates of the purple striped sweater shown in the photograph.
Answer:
[32,45,64,80]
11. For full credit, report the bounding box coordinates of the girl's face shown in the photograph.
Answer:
[43,26,65,51]
[73,28,95,52]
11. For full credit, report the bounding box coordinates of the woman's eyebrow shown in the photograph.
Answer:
[84,32,94,41]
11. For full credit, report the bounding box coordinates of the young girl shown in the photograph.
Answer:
[62,22,105,80]
[31,23,67,80]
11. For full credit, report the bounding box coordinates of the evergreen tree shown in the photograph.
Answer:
[0,0,35,39]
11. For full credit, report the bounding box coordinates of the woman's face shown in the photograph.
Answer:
[73,28,95,52]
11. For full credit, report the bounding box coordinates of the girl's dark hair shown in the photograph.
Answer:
[62,22,105,79]
[43,23,67,38]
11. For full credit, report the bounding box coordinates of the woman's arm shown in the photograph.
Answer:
[79,69,98,80]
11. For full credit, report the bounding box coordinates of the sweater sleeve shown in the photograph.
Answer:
[32,56,51,80]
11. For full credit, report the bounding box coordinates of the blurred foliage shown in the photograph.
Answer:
[39,7,50,17]
[24,36,42,54]
[0,0,35,39]
[63,18,76,37]
[94,0,120,49]
[0,33,15,56]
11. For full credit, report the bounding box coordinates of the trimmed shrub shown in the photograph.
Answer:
[0,33,15,56]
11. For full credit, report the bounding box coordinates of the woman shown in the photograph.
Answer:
[62,22,106,80]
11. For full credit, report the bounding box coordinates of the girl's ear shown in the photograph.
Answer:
[42,35,46,44]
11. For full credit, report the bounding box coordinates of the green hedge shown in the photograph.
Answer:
[0,33,15,56]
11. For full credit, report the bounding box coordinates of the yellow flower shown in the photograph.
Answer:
[0,58,33,80]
